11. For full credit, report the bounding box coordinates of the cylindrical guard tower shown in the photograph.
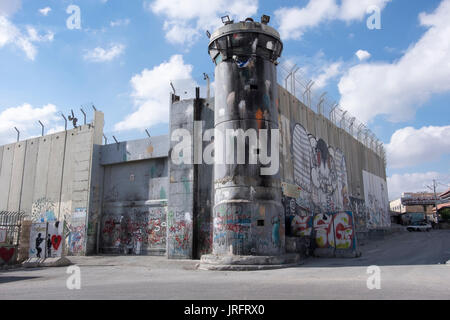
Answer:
[200,17,300,269]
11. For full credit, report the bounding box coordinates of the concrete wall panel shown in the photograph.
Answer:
[20,138,39,214]
[168,98,195,259]
[46,132,66,219]
[7,142,26,211]
[0,144,15,210]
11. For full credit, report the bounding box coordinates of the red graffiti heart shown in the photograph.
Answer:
[51,235,62,250]
[0,247,15,263]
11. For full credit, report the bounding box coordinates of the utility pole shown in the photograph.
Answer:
[433,179,439,227]
[426,179,440,228]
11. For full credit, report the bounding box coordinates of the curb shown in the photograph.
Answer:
[197,262,304,271]
[198,253,303,271]
[22,257,72,268]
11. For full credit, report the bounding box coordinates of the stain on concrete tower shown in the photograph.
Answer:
[201,16,301,269]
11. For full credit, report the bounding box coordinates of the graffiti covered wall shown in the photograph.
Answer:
[363,170,391,228]
[29,223,47,259]
[277,85,388,234]
[46,221,63,258]
[101,206,167,255]
[292,124,350,214]
[168,98,195,259]
[100,156,169,255]
[67,208,87,255]
[0,112,105,257]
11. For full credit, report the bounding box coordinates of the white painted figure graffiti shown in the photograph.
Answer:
[292,124,350,213]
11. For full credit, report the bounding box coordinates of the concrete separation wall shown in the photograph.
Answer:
[99,157,169,255]
[0,112,104,257]
[167,96,195,259]
[277,85,389,256]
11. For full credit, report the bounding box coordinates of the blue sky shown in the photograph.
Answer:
[0,0,449,199]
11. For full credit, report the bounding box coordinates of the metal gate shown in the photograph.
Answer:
[0,211,26,265]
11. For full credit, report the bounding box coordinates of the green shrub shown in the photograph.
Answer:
[440,208,450,221]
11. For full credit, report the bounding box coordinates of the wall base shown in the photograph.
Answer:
[198,253,302,271]
[22,257,72,268]
[313,248,361,258]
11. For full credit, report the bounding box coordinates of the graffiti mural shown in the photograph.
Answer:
[313,213,334,248]
[333,212,356,249]
[47,221,63,258]
[213,204,253,254]
[283,190,313,238]
[168,210,192,257]
[101,206,167,255]
[67,208,87,255]
[31,198,56,223]
[292,124,350,213]
[0,247,15,264]
[350,197,369,232]
[312,211,356,251]
[29,223,47,258]
[363,171,391,228]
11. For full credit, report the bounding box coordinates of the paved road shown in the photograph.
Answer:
[1,230,449,300]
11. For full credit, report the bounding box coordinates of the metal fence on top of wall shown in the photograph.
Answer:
[277,59,386,166]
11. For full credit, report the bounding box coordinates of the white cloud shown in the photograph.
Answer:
[339,0,389,21]
[147,0,258,46]
[0,0,22,17]
[387,172,447,200]
[312,62,342,89]
[0,103,61,145]
[281,50,344,93]
[275,0,339,40]
[110,19,130,27]
[386,125,450,169]
[275,0,391,40]
[0,16,53,60]
[83,43,125,62]
[355,49,371,61]
[114,54,198,131]
[338,0,450,123]
[39,7,51,16]
[26,26,54,42]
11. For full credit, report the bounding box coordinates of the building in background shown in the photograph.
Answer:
[434,189,450,222]
[390,192,440,225]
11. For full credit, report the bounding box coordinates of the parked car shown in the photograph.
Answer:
[406,222,432,232]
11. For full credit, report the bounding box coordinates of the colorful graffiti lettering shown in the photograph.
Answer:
[290,215,312,237]
[312,212,356,250]
[313,213,334,248]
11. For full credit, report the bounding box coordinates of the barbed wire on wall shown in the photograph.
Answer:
[277,59,386,165]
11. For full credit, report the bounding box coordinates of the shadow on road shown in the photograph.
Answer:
[0,276,41,284]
